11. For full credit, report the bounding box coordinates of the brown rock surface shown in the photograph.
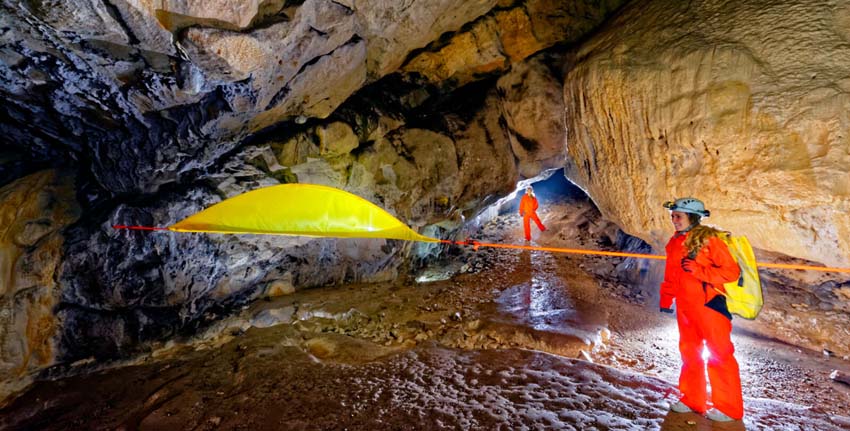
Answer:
[563,0,850,267]
[4,0,850,416]
[0,171,79,401]
[498,55,567,178]
[403,0,624,89]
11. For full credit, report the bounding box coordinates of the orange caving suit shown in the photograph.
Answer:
[519,194,545,241]
[660,232,744,419]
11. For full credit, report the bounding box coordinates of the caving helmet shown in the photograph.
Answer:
[663,197,710,217]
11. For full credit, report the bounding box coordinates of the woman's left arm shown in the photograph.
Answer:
[687,236,741,285]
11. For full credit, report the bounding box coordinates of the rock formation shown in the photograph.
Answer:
[0,0,624,402]
[1,0,848,411]
[563,0,850,267]
[0,171,79,399]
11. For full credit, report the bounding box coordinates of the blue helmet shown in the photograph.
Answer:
[663,197,710,217]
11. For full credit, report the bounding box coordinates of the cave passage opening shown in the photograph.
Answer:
[463,168,592,238]
[414,168,625,283]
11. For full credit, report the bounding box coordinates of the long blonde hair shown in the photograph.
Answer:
[684,224,730,257]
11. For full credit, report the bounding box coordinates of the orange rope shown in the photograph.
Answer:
[439,239,665,260]
[113,224,169,231]
[440,239,850,274]
[113,227,850,274]
[755,262,850,274]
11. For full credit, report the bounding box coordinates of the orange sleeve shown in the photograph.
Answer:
[659,238,678,309]
[689,236,740,286]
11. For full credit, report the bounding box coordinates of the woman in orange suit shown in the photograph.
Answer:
[660,197,743,422]
[518,186,545,241]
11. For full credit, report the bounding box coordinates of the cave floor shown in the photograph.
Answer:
[1,201,849,430]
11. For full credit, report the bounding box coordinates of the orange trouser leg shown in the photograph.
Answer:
[523,216,531,240]
[676,304,744,419]
[530,213,545,231]
[523,214,545,240]
[676,307,707,413]
[702,308,744,419]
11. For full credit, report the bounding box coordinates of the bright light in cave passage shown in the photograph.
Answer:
[414,169,586,284]
[470,168,580,229]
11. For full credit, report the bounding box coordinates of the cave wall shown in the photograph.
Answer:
[562,0,850,267]
[52,79,525,363]
[2,0,848,406]
[2,0,500,193]
[0,171,79,400]
[0,0,626,402]
[4,0,847,409]
[0,0,621,194]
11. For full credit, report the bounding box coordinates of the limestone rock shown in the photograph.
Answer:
[403,0,625,89]
[347,0,497,78]
[450,90,520,215]
[831,370,850,386]
[316,122,360,157]
[206,146,284,197]
[264,278,296,298]
[272,133,322,168]
[56,179,404,362]
[0,0,499,193]
[152,0,288,31]
[0,171,79,404]
[343,89,518,226]
[251,306,296,328]
[402,16,508,86]
[497,55,566,178]
[563,0,850,266]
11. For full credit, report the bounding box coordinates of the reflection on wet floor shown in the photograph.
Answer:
[491,249,607,344]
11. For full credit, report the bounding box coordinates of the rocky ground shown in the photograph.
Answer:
[1,197,849,430]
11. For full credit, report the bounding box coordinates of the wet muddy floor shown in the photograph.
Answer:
[1,201,849,430]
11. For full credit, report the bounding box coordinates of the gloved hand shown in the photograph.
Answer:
[660,307,674,314]
[681,257,697,273]
[659,289,674,312]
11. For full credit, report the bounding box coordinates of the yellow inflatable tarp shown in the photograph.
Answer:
[168,184,438,243]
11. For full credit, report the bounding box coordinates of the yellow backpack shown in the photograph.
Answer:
[716,235,764,320]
